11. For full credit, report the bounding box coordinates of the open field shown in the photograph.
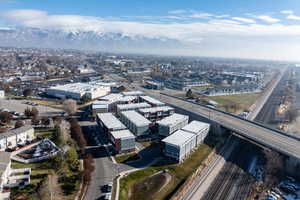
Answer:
[119,142,213,200]
[173,91,260,113]
[207,93,260,107]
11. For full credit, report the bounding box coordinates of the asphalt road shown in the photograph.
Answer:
[81,120,162,200]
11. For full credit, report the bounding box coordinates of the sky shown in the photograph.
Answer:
[1,0,300,61]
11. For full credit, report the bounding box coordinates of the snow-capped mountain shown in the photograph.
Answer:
[0,27,183,53]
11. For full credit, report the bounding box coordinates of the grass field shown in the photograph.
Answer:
[131,172,168,200]
[119,142,213,200]
[207,93,260,107]
[115,153,140,163]
[140,141,152,148]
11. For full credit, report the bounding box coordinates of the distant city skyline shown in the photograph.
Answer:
[1,0,300,61]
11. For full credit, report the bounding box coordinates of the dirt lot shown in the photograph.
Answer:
[130,171,171,200]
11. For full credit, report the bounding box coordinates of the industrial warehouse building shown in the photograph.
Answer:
[120,111,151,136]
[109,129,136,154]
[46,82,110,100]
[157,113,189,136]
[162,130,196,162]
[139,95,165,107]
[138,106,175,121]
[0,125,35,151]
[116,102,151,115]
[182,121,210,146]
[96,113,126,134]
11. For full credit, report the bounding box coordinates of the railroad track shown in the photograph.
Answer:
[201,140,253,200]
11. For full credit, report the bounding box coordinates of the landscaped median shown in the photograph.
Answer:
[119,142,214,200]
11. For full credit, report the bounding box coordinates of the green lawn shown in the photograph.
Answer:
[115,153,139,163]
[207,93,259,106]
[119,143,213,200]
[140,141,152,148]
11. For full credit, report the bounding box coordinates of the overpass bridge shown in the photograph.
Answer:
[150,92,300,160]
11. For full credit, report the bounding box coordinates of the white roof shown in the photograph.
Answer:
[118,96,138,102]
[182,121,210,134]
[97,113,126,130]
[110,129,135,140]
[117,102,151,110]
[100,93,123,102]
[140,96,165,106]
[139,106,174,114]
[158,113,189,126]
[122,91,144,96]
[92,104,108,109]
[93,100,109,105]
[49,82,108,93]
[162,130,195,147]
[121,110,151,126]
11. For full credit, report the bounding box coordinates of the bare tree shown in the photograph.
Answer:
[63,99,77,115]
[15,120,24,128]
[287,109,299,122]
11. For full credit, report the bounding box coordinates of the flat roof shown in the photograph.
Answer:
[122,91,144,96]
[162,130,195,147]
[121,110,151,126]
[49,82,108,93]
[117,102,151,110]
[97,113,126,130]
[157,113,189,126]
[110,129,135,140]
[181,121,210,134]
[100,93,123,102]
[140,96,165,106]
[93,100,109,105]
[0,125,33,139]
[118,96,138,102]
[139,106,174,114]
[92,104,108,109]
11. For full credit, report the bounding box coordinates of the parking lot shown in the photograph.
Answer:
[0,98,62,117]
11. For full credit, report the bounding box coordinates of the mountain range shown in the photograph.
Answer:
[0,27,184,53]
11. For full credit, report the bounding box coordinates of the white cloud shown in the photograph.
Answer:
[287,14,300,21]
[232,17,255,23]
[3,9,300,61]
[168,10,186,14]
[189,13,213,18]
[280,10,294,15]
[255,15,280,23]
[215,14,230,18]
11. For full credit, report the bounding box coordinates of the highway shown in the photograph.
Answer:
[146,92,300,159]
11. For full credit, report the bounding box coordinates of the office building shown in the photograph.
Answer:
[120,111,151,136]
[138,106,175,121]
[116,103,151,115]
[157,113,189,136]
[96,113,126,134]
[181,121,210,145]
[162,130,196,162]
[109,129,136,153]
